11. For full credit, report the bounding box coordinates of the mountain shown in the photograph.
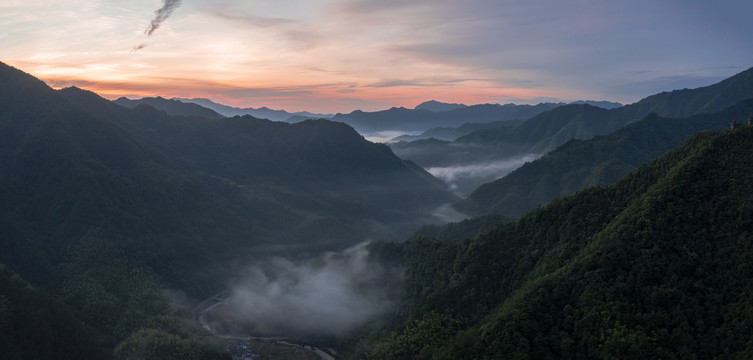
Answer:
[392,101,622,142]
[1,62,240,359]
[391,67,753,194]
[331,103,559,134]
[0,61,457,358]
[456,98,753,217]
[414,100,467,112]
[391,119,527,142]
[350,122,753,359]
[616,66,753,121]
[113,96,224,119]
[412,66,753,154]
[569,99,623,109]
[175,97,332,122]
[455,103,619,153]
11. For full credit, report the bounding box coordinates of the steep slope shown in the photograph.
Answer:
[2,62,457,283]
[1,63,261,291]
[455,103,615,154]
[0,264,109,360]
[64,88,457,240]
[458,98,753,217]
[462,66,753,153]
[353,123,753,359]
[1,63,237,359]
[616,66,753,120]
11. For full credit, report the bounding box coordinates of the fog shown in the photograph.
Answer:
[224,242,400,338]
[363,130,422,143]
[432,203,470,223]
[428,154,539,195]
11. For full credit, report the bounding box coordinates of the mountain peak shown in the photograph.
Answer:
[113,96,223,119]
[415,100,468,112]
[569,100,623,109]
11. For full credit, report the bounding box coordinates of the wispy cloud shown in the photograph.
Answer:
[428,155,539,195]
[145,0,182,37]
[131,43,148,52]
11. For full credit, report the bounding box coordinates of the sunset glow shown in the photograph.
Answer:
[2,0,751,113]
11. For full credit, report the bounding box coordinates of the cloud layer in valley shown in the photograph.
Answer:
[223,242,400,338]
[428,154,539,196]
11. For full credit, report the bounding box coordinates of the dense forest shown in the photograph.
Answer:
[458,98,753,217]
[348,122,753,359]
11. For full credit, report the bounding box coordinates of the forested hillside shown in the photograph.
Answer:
[458,98,753,217]
[351,122,753,359]
[0,61,456,359]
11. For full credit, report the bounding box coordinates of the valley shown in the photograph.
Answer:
[1,60,753,359]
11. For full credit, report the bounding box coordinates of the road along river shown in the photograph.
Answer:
[194,290,337,360]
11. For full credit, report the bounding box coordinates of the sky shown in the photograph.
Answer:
[1,0,751,113]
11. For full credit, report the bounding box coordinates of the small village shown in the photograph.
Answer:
[227,341,261,360]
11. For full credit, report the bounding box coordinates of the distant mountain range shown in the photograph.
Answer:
[393,100,622,142]
[414,100,468,112]
[114,96,621,141]
[391,67,753,195]
[457,98,753,217]
[175,97,333,122]
[113,96,224,119]
[569,99,623,109]
[331,102,561,134]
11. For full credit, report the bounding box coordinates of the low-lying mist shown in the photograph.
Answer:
[428,154,539,196]
[220,242,401,339]
[363,130,422,143]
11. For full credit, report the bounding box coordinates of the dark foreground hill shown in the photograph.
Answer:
[349,123,753,359]
[0,60,456,279]
[457,98,753,217]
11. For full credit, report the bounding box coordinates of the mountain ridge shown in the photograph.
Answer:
[175,97,333,122]
[389,66,753,196]
[456,98,753,217]
[332,102,559,134]
[414,100,468,112]
[113,96,224,119]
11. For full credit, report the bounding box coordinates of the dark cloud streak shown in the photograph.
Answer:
[145,0,183,37]
[131,43,148,52]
